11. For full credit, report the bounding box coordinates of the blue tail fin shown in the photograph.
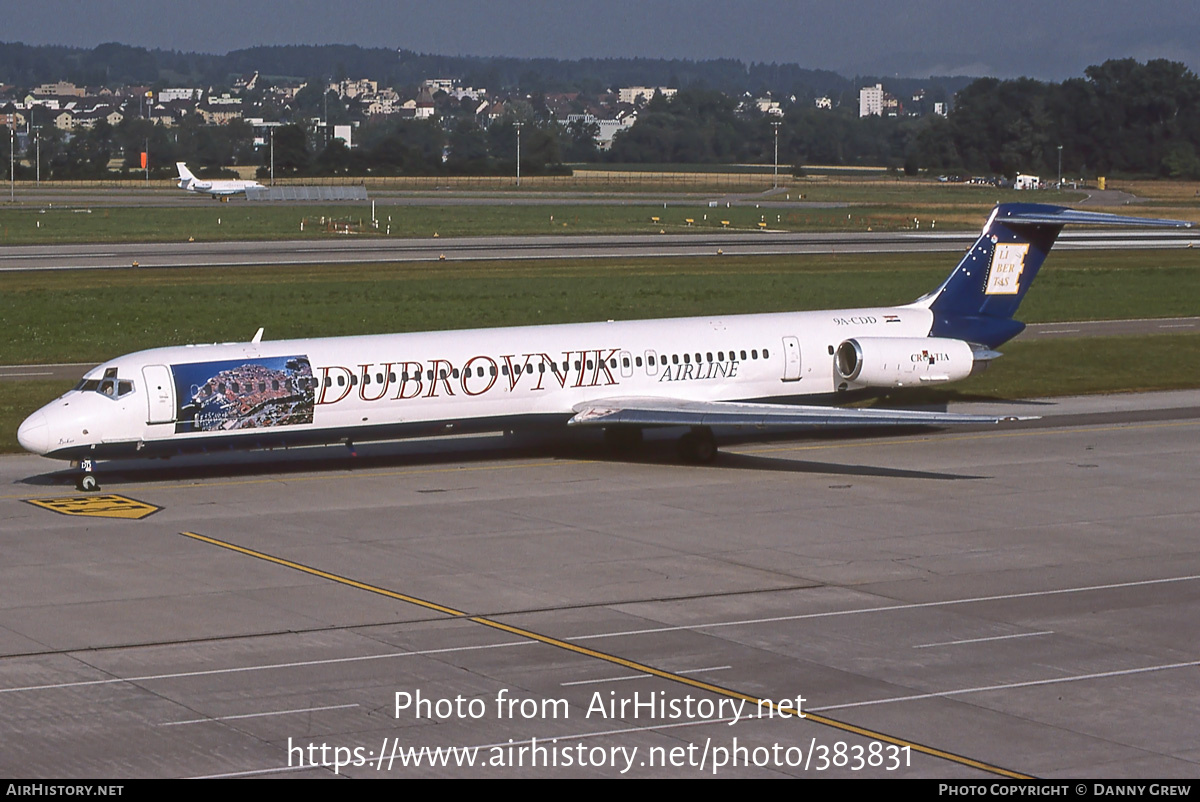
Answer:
[916,203,1192,347]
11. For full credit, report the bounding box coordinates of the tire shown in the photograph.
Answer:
[77,474,99,492]
[604,426,644,455]
[677,428,717,464]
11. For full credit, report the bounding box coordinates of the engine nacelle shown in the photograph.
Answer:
[834,337,978,388]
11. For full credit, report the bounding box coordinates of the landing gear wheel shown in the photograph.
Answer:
[677,427,717,464]
[75,458,100,492]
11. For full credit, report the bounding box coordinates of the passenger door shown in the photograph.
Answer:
[781,336,802,382]
[142,365,176,424]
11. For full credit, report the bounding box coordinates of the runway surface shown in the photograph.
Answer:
[0,183,1134,210]
[1,229,1196,272]
[2,390,1198,777]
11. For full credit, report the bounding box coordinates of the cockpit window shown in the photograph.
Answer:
[75,372,135,399]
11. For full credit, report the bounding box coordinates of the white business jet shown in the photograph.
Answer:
[175,162,263,199]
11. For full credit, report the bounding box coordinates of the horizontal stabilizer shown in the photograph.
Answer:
[994,206,1193,228]
[569,397,1034,429]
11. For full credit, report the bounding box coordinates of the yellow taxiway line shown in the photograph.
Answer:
[180,529,1033,779]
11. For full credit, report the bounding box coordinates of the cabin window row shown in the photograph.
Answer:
[328,363,557,388]
[322,348,774,387]
[204,379,287,395]
[636,348,769,368]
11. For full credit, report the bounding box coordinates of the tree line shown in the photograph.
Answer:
[607,59,1200,179]
[5,56,1197,181]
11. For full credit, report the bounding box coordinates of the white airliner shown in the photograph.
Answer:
[17,204,1192,490]
[175,162,264,198]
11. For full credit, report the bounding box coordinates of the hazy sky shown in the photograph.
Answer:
[5,0,1199,80]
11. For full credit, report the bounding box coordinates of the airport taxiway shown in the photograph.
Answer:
[0,228,1195,272]
[1,390,1198,777]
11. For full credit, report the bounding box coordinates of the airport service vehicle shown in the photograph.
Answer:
[175,162,264,199]
[17,203,1192,490]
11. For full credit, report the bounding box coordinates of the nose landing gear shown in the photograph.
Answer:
[74,458,101,492]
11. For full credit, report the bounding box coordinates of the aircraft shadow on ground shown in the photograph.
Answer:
[701,451,982,480]
[18,426,985,488]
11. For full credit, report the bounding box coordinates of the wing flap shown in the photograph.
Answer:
[568,397,1033,429]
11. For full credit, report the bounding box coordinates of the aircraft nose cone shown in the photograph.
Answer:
[17,411,50,455]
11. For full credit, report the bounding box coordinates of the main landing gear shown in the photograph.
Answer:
[74,458,101,492]
[604,425,718,463]
[603,425,644,456]
[677,427,718,464]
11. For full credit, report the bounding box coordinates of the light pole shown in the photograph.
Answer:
[771,120,781,189]
[147,94,153,187]
[514,121,523,187]
[269,126,275,186]
[1057,145,1063,188]
[34,126,40,186]
[9,126,14,203]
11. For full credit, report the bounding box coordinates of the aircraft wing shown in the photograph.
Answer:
[568,397,1032,428]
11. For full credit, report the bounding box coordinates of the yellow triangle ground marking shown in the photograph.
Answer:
[25,494,161,520]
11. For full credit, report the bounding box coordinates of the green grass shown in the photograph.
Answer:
[878,332,1200,404]
[3,249,1198,366]
[0,203,793,243]
[0,185,1101,244]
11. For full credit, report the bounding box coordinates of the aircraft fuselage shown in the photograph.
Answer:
[18,305,931,461]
